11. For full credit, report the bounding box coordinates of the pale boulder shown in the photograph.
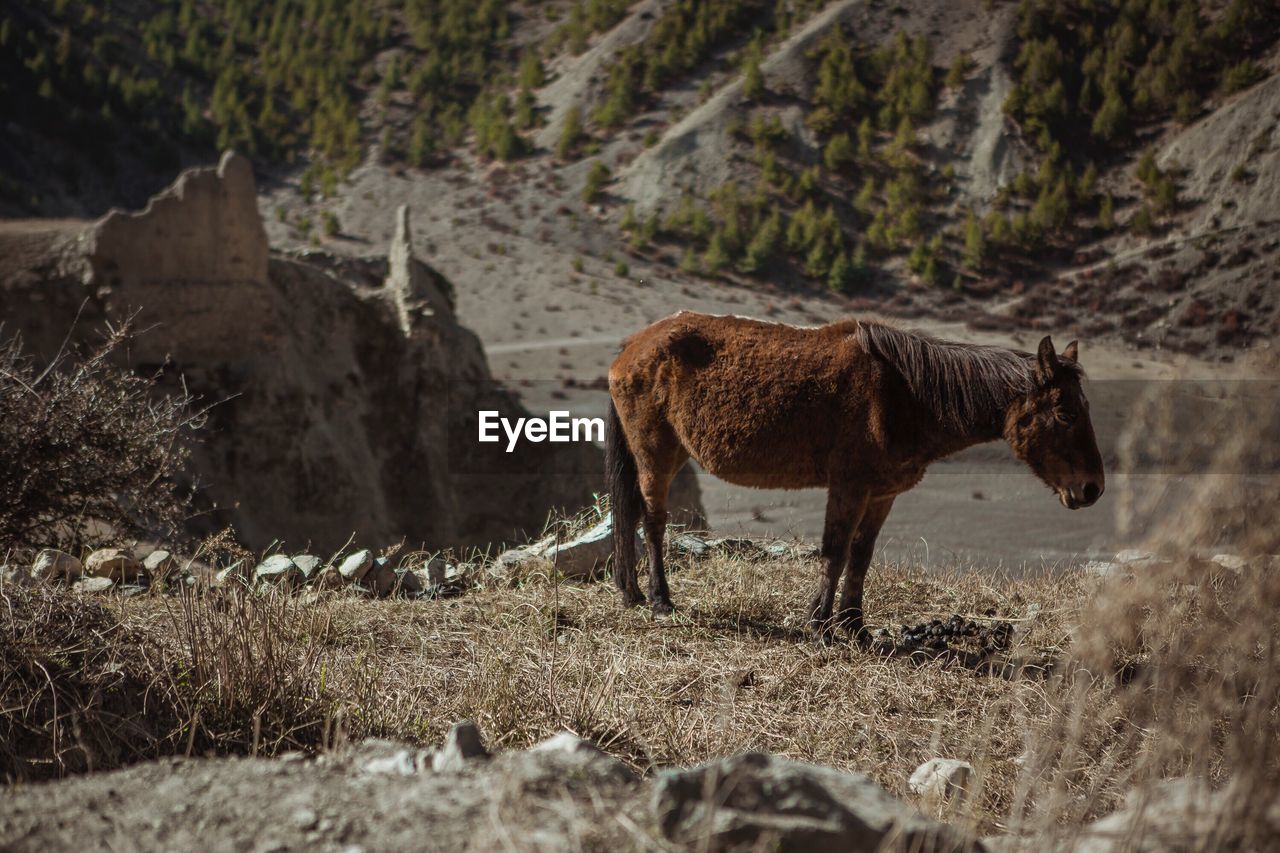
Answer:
[84,548,143,582]
[32,549,83,583]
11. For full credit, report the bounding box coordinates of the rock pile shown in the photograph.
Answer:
[0,721,987,852]
[9,545,468,601]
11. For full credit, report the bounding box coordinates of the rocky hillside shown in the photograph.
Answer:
[4,0,1279,359]
[0,152,668,553]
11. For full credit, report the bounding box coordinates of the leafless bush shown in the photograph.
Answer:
[0,321,202,558]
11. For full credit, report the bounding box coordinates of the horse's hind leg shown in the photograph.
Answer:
[809,485,868,642]
[640,463,681,616]
[836,497,894,645]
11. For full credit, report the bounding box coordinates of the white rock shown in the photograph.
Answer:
[672,533,710,558]
[541,518,614,578]
[143,550,177,579]
[74,576,117,594]
[1,565,36,586]
[214,560,252,588]
[908,758,974,802]
[1210,553,1248,573]
[292,554,323,579]
[432,720,490,772]
[338,549,375,582]
[1082,560,1131,579]
[1114,549,1157,564]
[363,749,420,777]
[256,554,302,586]
[529,732,602,756]
[32,549,83,583]
[84,548,143,582]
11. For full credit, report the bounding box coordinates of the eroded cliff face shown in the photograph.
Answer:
[0,153,677,552]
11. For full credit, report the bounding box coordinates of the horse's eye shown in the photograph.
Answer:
[1054,409,1075,425]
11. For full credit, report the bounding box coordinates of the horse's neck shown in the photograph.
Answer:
[922,407,1008,462]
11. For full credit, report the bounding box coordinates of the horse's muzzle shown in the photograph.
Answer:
[1060,481,1103,510]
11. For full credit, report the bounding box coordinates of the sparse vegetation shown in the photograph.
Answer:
[0,324,200,558]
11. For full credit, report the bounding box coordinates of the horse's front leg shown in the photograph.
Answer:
[836,497,895,645]
[809,486,868,642]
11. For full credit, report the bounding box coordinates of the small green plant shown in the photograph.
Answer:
[582,160,611,204]
[614,260,629,277]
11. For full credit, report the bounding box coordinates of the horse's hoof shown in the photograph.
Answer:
[651,599,675,617]
[621,592,645,608]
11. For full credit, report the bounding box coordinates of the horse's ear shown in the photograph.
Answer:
[1062,340,1079,363]
[1036,336,1057,383]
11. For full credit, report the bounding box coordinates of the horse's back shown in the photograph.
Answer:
[609,312,878,488]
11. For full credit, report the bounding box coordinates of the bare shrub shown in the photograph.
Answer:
[992,356,1280,847]
[0,321,202,558]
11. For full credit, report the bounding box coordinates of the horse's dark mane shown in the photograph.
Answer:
[854,321,1081,431]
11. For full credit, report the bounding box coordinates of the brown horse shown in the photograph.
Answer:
[606,312,1104,641]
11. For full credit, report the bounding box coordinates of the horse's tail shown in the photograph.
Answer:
[606,396,642,601]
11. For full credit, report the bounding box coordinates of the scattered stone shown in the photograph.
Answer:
[432,720,490,772]
[1081,560,1131,580]
[360,557,399,597]
[1114,549,1157,564]
[653,752,981,852]
[143,550,177,582]
[32,549,83,583]
[84,548,143,583]
[214,560,252,588]
[313,566,344,590]
[524,732,636,783]
[1,565,36,586]
[672,533,711,558]
[338,549,375,583]
[291,554,323,579]
[73,576,116,594]
[908,758,974,804]
[393,568,423,596]
[422,556,448,587]
[530,732,596,755]
[1210,553,1248,573]
[255,554,303,587]
[346,739,432,776]
[541,518,613,578]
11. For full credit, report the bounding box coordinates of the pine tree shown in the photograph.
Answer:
[856,116,874,162]
[739,206,782,274]
[828,251,853,292]
[824,132,855,171]
[742,37,766,101]
[855,177,876,215]
[1099,192,1115,230]
[703,228,731,272]
[963,209,986,270]
[557,104,584,159]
